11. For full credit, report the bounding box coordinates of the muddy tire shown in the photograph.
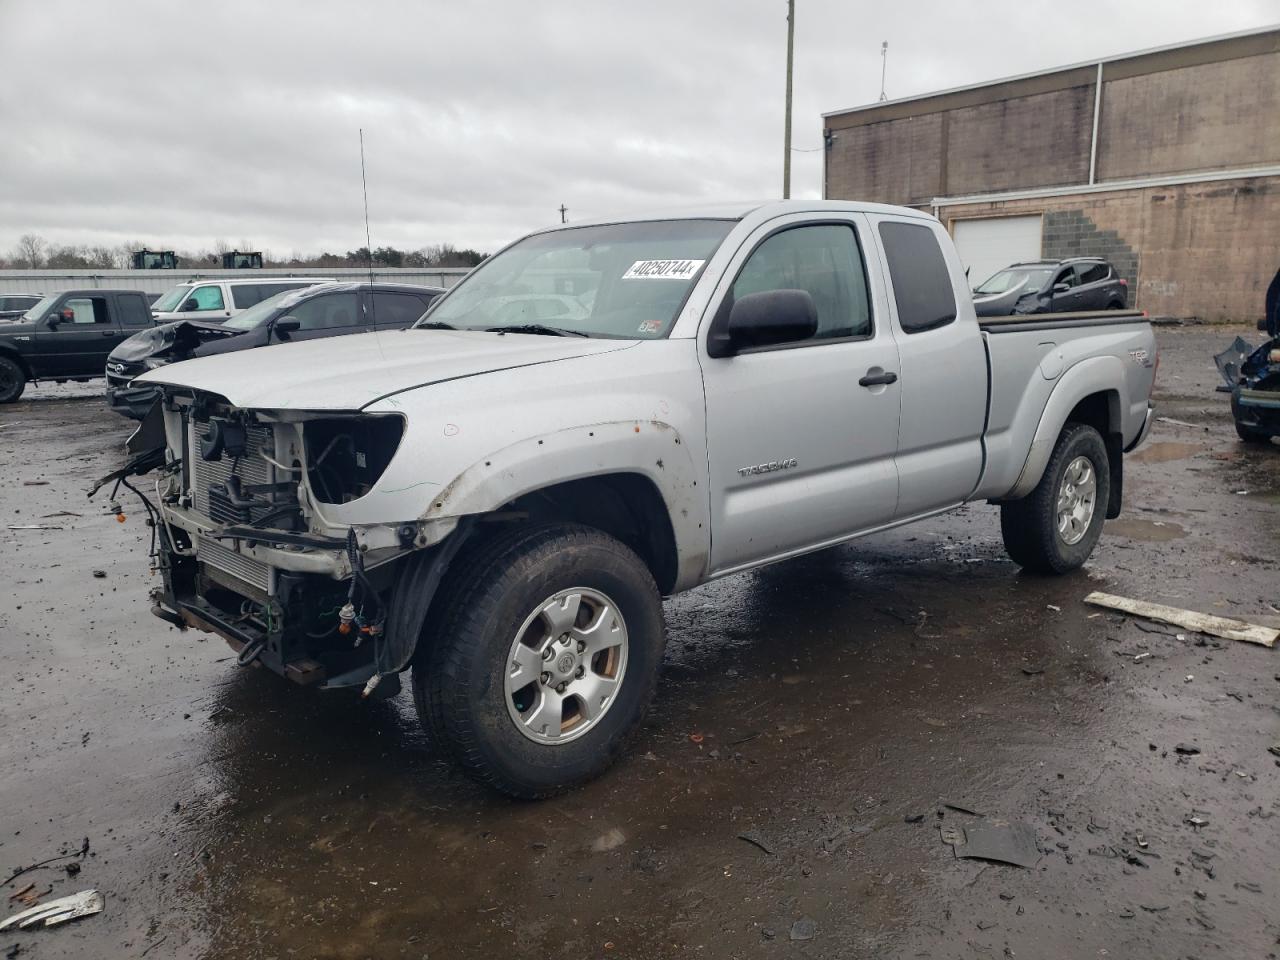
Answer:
[413,522,665,799]
[0,355,25,404]
[1001,423,1110,574]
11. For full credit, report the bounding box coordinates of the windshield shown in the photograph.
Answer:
[152,285,195,312]
[974,267,1053,296]
[417,219,735,338]
[222,289,297,329]
[19,294,61,322]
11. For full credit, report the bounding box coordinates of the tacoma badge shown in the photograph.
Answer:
[737,458,798,477]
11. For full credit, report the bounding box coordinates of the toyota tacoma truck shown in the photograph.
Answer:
[100,200,1156,797]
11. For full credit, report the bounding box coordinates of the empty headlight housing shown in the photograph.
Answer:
[304,415,405,504]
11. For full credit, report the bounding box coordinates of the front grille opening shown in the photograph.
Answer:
[305,416,404,504]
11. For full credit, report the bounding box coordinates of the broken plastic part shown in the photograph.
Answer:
[0,889,104,931]
[361,673,382,698]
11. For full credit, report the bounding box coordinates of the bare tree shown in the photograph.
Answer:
[14,234,47,268]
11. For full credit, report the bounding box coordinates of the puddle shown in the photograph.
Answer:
[1129,441,1206,463]
[1105,518,1187,541]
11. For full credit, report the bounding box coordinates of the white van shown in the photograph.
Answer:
[150,278,335,323]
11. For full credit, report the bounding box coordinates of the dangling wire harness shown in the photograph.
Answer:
[340,527,389,697]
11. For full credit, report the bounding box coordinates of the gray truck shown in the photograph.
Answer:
[104,200,1156,797]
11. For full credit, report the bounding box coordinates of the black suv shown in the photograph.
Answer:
[106,281,444,417]
[972,258,1129,317]
[0,289,155,403]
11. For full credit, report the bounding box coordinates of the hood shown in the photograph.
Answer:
[136,328,637,410]
[0,319,39,334]
[110,320,241,364]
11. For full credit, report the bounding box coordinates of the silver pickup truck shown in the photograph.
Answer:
[107,200,1156,796]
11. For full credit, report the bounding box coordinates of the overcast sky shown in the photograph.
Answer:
[1,0,1276,258]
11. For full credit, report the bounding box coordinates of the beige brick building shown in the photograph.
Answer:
[822,27,1280,322]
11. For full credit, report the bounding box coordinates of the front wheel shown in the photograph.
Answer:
[413,523,666,798]
[1001,423,1111,574]
[0,355,26,404]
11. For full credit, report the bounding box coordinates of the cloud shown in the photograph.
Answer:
[0,0,1273,256]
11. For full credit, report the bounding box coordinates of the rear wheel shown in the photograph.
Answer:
[0,355,26,404]
[413,523,665,798]
[1001,423,1111,574]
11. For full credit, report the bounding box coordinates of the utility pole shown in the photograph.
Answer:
[879,41,889,101]
[782,0,795,199]
[559,204,568,223]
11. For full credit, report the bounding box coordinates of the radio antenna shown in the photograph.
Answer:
[359,129,382,354]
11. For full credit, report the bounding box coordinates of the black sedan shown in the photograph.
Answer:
[105,282,444,418]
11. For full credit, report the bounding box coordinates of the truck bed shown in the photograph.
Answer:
[978,309,1147,332]
[973,309,1155,501]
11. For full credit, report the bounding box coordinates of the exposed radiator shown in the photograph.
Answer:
[190,421,274,523]
[196,536,270,593]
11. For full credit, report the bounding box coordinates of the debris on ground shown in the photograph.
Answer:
[591,828,626,852]
[736,832,775,856]
[0,890,103,931]
[6,525,63,531]
[941,801,985,816]
[789,917,817,941]
[953,820,1039,868]
[1083,592,1279,648]
[91,570,106,579]
[1174,743,1201,755]
[1155,416,1207,431]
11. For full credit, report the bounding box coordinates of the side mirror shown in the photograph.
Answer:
[1052,282,1070,293]
[713,289,818,356]
[273,317,301,339]
[1259,318,1269,332]
[181,298,199,312]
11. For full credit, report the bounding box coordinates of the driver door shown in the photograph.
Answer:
[699,214,901,575]
[1049,265,1083,311]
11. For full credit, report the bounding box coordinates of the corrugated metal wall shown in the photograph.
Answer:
[0,267,470,297]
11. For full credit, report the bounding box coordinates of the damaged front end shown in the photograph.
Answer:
[106,321,241,419]
[1215,271,1280,444]
[96,389,461,697]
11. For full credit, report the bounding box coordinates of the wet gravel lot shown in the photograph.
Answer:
[2,325,1277,959]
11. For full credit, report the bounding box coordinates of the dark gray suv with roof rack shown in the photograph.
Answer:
[972,258,1129,317]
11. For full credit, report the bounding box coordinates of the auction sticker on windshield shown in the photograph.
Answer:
[623,259,705,280]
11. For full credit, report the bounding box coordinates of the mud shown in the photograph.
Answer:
[1,327,1278,959]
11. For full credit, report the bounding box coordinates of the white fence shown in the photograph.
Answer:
[0,267,471,298]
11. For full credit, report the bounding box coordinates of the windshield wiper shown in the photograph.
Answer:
[484,324,588,338]
[414,321,458,330]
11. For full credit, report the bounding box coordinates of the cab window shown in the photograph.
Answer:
[730,224,872,342]
[186,285,225,311]
[287,292,361,330]
[59,297,110,324]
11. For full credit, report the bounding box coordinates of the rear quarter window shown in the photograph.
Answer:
[231,285,262,309]
[877,221,957,334]
[119,294,151,326]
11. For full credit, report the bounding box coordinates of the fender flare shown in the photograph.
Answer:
[382,420,708,673]
[1004,356,1122,501]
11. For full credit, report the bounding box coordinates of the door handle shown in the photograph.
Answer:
[101,330,115,336]
[859,371,898,387]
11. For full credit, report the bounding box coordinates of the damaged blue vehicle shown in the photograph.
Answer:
[1216,268,1280,445]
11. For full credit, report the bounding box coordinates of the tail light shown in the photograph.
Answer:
[1150,349,1160,399]
[1119,278,1128,286]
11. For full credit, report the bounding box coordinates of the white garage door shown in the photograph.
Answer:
[952,215,1043,291]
